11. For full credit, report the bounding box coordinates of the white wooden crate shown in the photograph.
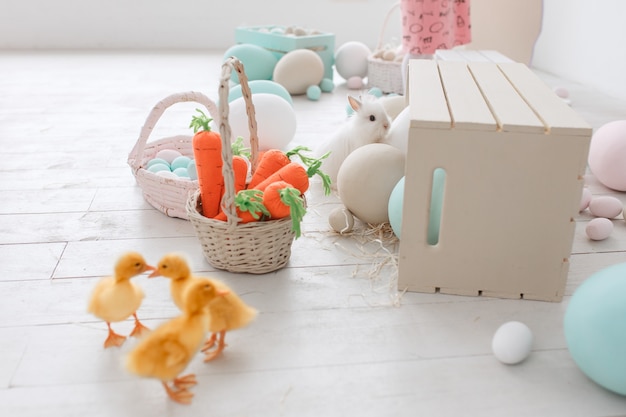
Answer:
[398,60,592,302]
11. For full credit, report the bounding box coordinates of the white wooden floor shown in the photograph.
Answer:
[2,51,626,417]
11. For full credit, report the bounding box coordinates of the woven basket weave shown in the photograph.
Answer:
[186,57,297,274]
[367,2,404,95]
[128,91,218,220]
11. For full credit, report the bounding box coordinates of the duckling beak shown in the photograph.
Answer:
[147,268,160,278]
[217,289,230,297]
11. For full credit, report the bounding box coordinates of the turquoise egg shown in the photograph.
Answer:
[171,155,191,171]
[306,85,322,101]
[147,163,171,173]
[146,158,169,169]
[228,79,293,106]
[387,169,445,244]
[223,44,278,84]
[320,78,335,93]
[565,262,626,396]
[187,160,198,180]
[368,87,383,98]
[172,167,189,178]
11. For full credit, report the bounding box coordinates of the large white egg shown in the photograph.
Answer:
[383,106,410,154]
[223,44,278,84]
[227,93,296,151]
[492,321,533,365]
[337,143,405,225]
[334,41,371,80]
[379,95,407,121]
[273,49,324,95]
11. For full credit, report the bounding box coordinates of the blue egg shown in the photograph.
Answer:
[388,177,405,238]
[147,163,171,173]
[146,158,170,169]
[172,167,189,178]
[187,160,198,180]
[565,262,626,396]
[387,169,445,243]
[320,78,335,93]
[228,79,293,106]
[223,44,278,84]
[171,155,191,171]
[368,87,383,98]
[306,85,322,101]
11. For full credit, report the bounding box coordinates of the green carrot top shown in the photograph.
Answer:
[286,145,332,196]
[189,108,213,133]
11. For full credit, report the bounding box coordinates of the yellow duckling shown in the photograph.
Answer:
[87,252,155,348]
[126,279,228,405]
[149,252,258,362]
[148,252,197,310]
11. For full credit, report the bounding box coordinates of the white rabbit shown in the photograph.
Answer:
[317,94,392,189]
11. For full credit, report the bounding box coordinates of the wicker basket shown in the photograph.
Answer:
[367,2,405,95]
[128,91,219,220]
[186,57,297,274]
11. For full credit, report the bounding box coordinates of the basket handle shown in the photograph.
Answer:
[218,57,260,228]
[128,91,219,171]
[376,2,401,50]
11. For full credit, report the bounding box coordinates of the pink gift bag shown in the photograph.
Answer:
[401,0,472,55]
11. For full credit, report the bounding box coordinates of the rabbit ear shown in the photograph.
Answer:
[347,96,362,112]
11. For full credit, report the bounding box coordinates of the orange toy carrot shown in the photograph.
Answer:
[254,162,310,194]
[247,149,291,190]
[232,155,249,193]
[262,181,306,238]
[214,190,269,223]
[190,109,223,218]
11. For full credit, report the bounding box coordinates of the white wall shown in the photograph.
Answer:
[0,0,401,51]
[2,0,626,101]
[532,0,626,101]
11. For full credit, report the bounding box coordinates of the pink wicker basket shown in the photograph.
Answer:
[127,91,218,220]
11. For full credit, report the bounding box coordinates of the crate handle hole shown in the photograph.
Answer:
[427,167,446,246]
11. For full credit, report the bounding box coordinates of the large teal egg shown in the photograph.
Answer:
[564,262,626,396]
[388,177,405,238]
[387,169,445,244]
[228,79,293,106]
[223,44,278,84]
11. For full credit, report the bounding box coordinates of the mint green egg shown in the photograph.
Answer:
[223,44,278,84]
[147,163,171,173]
[306,85,322,101]
[228,79,293,106]
[171,156,191,171]
[172,167,189,178]
[565,262,626,396]
[388,169,445,243]
[320,78,335,93]
[146,158,169,169]
[187,160,198,180]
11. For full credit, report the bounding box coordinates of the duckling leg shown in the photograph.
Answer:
[173,374,198,390]
[104,322,126,348]
[200,333,217,352]
[203,330,227,362]
[129,313,150,338]
[162,381,194,405]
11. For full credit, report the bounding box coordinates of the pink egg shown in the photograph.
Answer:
[588,120,626,191]
[579,188,592,212]
[553,86,569,99]
[346,76,364,90]
[585,217,613,241]
[588,196,623,219]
